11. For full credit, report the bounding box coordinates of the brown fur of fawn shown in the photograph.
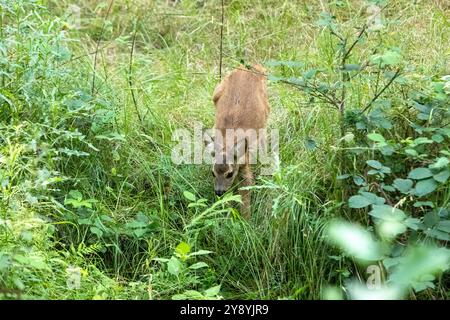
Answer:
[210,64,269,218]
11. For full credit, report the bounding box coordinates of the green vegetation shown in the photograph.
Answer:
[0,0,449,300]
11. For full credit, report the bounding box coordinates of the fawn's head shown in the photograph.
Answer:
[212,161,239,196]
[208,139,246,196]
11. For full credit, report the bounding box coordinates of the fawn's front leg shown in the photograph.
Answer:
[239,163,254,219]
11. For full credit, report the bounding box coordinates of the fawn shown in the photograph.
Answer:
[209,64,269,218]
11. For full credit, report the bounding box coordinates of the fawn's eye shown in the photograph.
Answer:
[211,171,216,177]
[226,172,233,179]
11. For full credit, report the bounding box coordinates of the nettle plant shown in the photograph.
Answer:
[332,77,450,298]
[268,7,450,298]
[149,191,241,300]
[63,190,158,246]
[153,241,222,300]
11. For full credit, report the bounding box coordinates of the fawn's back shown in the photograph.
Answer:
[213,64,269,136]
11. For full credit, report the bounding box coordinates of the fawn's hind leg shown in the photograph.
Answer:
[239,164,254,219]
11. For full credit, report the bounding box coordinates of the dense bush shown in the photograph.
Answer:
[0,0,448,299]
[269,7,450,298]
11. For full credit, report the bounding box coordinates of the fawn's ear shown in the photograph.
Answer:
[204,137,215,157]
[213,74,231,104]
[233,139,248,164]
[204,132,222,159]
[252,63,267,74]
[212,83,223,104]
[203,128,214,146]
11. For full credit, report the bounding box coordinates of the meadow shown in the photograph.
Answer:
[0,0,449,299]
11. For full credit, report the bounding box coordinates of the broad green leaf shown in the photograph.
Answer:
[433,169,450,183]
[380,166,391,174]
[277,61,304,68]
[77,218,91,225]
[408,168,433,180]
[393,178,413,194]
[68,190,82,201]
[370,50,402,66]
[381,51,402,65]
[167,257,182,276]
[366,160,382,169]
[360,192,385,205]
[0,254,10,272]
[369,205,406,222]
[305,138,317,151]
[90,226,103,237]
[100,215,114,222]
[343,64,361,71]
[133,228,146,238]
[412,137,433,145]
[317,12,334,27]
[429,157,449,169]
[436,221,450,233]
[288,77,306,86]
[204,285,221,297]
[423,211,439,228]
[424,229,450,241]
[367,133,385,143]
[414,178,437,197]
[405,149,418,157]
[26,256,48,270]
[348,195,372,208]
[431,134,444,143]
[267,75,282,82]
[404,218,421,231]
[369,107,393,130]
[189,262,208,270]
[183,191,196,202]
[413,201,434,208]
[383,257,401,270]
[125,220,147,229]
[303,69,322,79]
[353,175,365,186]
[14,255,47,270]
[413,102,431,114]
[20,231,32,242]
[412,281,435,292]
[382,184,396,192]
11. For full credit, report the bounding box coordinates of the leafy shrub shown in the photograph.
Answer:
[269,6,450,299]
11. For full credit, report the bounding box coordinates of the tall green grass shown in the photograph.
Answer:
[0,0,448,299]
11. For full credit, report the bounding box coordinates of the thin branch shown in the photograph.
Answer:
[363,68,401,112]
[278,79,340,109]
[329,28,345,43]
[60,41,114,66]
[91,0,114,96]
[219,0,224,80]
[342,24,367,64]
[128,19,143,125]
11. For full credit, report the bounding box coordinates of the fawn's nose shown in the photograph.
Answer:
[215,190,224,196]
